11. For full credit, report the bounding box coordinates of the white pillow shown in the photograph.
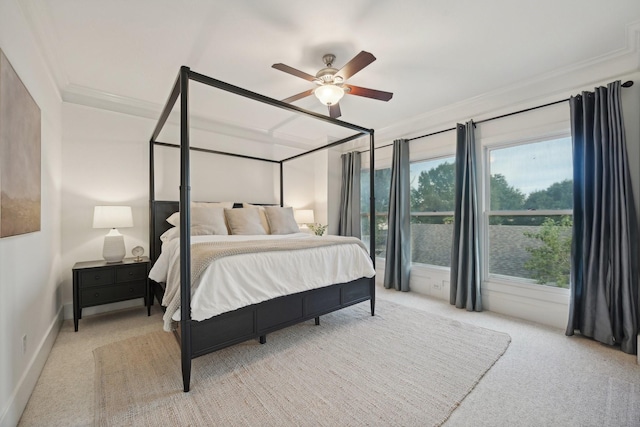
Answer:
[242,203,272,234]
[166,206,228,235]
[225,208,267,235]
[264,206,300,235]
[166,212,180,227]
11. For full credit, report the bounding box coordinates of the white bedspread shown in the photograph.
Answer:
[149,233,375,323]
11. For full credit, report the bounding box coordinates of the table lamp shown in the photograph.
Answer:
[294,209,315,231]
[93,206,133,263]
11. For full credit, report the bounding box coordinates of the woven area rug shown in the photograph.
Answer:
[94,300,510,426]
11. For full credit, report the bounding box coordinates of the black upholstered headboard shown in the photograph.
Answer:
[150,200,179,265]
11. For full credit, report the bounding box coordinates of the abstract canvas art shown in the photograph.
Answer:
[0,49,41,237]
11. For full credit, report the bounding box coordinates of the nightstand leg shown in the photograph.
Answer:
[315,316,320,326]
[73,276,79,332]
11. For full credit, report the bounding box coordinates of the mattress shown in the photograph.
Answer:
[149,233,376,327]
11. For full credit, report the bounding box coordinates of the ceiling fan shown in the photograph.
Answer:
[272,51,393,119]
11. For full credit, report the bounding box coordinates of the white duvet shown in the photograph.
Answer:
[149,233,376,323]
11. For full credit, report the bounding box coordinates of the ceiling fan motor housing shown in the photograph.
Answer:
[315,54,342,84]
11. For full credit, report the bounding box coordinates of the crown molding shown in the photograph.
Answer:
[375,20,640,143]
[62,83,330,153]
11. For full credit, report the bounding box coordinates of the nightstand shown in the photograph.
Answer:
[72,257,150,331]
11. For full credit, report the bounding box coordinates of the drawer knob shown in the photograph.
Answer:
[94,275,100,280]
[94,293,100,298]
[129,272,134,275]
[129,288,134,293]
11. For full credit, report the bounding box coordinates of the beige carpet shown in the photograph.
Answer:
[93,300,510,426]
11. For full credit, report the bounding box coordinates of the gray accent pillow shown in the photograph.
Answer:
[264,206,300,235]
[225,208,267,235]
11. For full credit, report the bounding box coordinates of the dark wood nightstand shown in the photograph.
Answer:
[72,257,151,331]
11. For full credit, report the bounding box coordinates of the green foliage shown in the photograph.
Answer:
[362,162,575,277]
[308,223,328,236]
[523,216,572,288]
[524,179,573,210]
[411,162,455,212]
[491,174,526,210]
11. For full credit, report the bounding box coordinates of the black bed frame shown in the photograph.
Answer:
[149,66,376,392]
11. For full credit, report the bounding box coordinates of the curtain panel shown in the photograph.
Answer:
[383,139,411,291]
[566,81,639,354]
[450,121,482,311]
[338,151,361,238]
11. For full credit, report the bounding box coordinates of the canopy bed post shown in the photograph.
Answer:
[369,131,376,316]
[178,66,193,392]
[279,162,284,207]
[149,139,155,265]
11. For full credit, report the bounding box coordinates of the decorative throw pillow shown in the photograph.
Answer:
[166,206,228,235]
[225,208,267,235]
[242,203,272,234]
[264,206,300,235]
[166,202,234,227]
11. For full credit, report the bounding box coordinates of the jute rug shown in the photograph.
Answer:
[94,300,510,426]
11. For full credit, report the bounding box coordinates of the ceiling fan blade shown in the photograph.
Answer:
[335,51,376,80]
[281,89,314,103]
[272,63,318,82]
[344,85,393,101]
[329,103,341,118]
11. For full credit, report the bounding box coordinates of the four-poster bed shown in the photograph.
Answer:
[148,66,377,392]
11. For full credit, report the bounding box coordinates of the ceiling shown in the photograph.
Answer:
[19,0,640,151]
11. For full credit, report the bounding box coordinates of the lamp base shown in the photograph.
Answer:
[103,232,125,263]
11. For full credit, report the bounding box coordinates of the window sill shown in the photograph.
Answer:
[483,276,570,305]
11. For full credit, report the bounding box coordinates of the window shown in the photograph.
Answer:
[410,157,455,267]
[361,168,391,257]
[486,137,573,288]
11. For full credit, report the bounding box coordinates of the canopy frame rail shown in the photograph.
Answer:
[148,66,376,392]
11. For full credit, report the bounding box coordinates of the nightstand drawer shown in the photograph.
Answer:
[79,269,114,287]
[80,281,146,306]
[116,264,148,282]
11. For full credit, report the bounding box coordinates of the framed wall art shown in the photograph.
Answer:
[0,49,41,237]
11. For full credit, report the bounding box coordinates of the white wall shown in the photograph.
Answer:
[60,103,321,319]
[61,103,153,317]
[0,1,63,426]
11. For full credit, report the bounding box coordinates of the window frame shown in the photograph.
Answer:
[482,132,573,286]
[409,154,456,268]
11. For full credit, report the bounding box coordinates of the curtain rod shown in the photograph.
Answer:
[359,80,634,153]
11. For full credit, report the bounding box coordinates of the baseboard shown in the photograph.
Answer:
[0,305,63,427]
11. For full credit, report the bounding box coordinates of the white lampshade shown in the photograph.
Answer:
[93,206,133,229]
[294,209,315,224]
[314,84,344,106]
[93,206,133,263]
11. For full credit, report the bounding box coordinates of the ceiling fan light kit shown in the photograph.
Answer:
[273,50,393,118]
[314,84,344,106]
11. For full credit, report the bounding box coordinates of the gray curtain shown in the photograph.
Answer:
[566,81,639,354]
[338,151,361,238]
[383,139,411,291]
[450,121,482,311]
